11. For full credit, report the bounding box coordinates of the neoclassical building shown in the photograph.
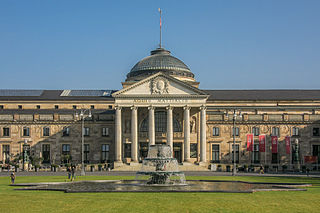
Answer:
[1,47,320,171]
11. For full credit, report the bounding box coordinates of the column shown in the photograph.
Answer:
[166,106,173,151]
[131,106,138,162]
[200,106,207,164]
[148,106,155,145]
[184,106,191,162]
[115,106,122,162]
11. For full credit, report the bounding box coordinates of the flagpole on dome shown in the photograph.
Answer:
[158,8,162,48]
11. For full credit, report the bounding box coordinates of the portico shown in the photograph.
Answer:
[112,72,209,166]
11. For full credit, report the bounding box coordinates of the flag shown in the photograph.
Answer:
[271,136,278,153]
[285,136,291,154]
[259,135,266,152]
[247,134,254,151]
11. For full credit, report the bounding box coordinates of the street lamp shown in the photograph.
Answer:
[75,109,92,176]
[226,109,241,176]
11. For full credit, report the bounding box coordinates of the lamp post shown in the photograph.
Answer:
[75,109,92,176]
[227,109,241,176]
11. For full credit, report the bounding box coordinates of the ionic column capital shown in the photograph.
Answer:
[166,105,174,111]
[115,106,122,111]
[148,106,155,111]
[130,106,138,111]
[183,105,191,111]
[200,105,207,111]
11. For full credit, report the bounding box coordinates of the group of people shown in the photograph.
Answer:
[67,165,76,181]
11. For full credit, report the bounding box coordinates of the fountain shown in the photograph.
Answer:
[135,144,186,185]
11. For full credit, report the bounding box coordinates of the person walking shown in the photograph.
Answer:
[259,165,264,174]
[10,172,16,184]
[67,166,71,180]
[71,165,76,181]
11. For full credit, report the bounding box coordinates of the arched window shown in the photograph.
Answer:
[140,111,181,132]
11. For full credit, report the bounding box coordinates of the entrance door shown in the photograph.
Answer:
[173,143,182,163]
[42,144,50,163]
[139,142,149,161]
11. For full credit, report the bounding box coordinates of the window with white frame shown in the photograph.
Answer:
[232,127,240,136]
[102,127,109,136]
[272,127,280,136]
[43,127,50,137]
[292,127,299,136]
[23,127,30,136]
[252,127,260,136]
[212,127,219,136]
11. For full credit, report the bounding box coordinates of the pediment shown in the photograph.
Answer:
[113,72,208,98]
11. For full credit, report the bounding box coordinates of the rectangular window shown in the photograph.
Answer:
[42,144,50,163]
[36,105,41,109]
[232,127,240,136]
[2,145,10,163]
[0,105,3,109]
[83,127,90,136]
[211,144,220,163]
[102,127,109,136]
[3,127,10,137]
[43,127,50,137]
[84,144,89,163]
[232,144,239,163]
[272,127,280,136]
[313,128,320,136]
[73,105,77,109]
[108,105,113,110]
[212,127,219,136]
[190,143,198,158]
[252,143,260,164]
[101,144,109,162]
[292,127,299,136]
[312,145,320,164]
[23,127,30,136]
[91,105,95,109]
[55,105,59,109]
[252,127,260,136]
[62,144,71,163]
[18,105,22,109]
[63,127,70,136]
[124,143,131,158]
[272,153,278,164]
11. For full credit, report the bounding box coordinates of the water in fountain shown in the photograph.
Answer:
[135,144,186,185]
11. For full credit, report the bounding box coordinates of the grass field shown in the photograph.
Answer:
[0,175,319,213]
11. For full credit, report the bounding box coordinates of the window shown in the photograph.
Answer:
[252,143,260,164]
[312,145,320,164]
[0,105,3,109]
[102,127,109,136]
[73,105,77,109]
[62,144,71,163]
[313,128,320,136]
[272,127,280,136]
[3,127,10,137]
[212,127,219,136]
[211,144,220,163]
[43,127,50,137]
[190,143,198,158]
[36,105,41,109]
[2,145,10,163]
[292,127,299,136]
[42,144,50,163]
[18,105,22,109]
[232,144,239,163]
[83,127,90,136]
[91,105,95,109]
[84,144,89,163]
[252,127,260,136]
[232,127,240,136]
[140,111,181,132]
[108,105,113,110]
[101,144,109,162]
[55,105,59,109]
[23,127,30,136]
[63,127,70,136]
[272,153,278,164]
[124,144,131,158]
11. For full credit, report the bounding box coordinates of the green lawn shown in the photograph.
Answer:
[0,175,319,213]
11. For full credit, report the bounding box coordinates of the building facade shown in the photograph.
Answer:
[1,47,320,171]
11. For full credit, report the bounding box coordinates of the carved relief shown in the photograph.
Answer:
[150,77,169,94]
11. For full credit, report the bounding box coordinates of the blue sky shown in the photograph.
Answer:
[0,0,319,90]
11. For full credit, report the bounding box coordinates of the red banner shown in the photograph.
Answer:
[285,136,291,154]
[304,156,318,163]
[247,134,254,151]
[259,135,266,152]
[271,136,278,153]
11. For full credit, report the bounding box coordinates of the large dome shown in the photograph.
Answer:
[126,48,195,82]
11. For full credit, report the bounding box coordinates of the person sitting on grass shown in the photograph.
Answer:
[10,172,16,184]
